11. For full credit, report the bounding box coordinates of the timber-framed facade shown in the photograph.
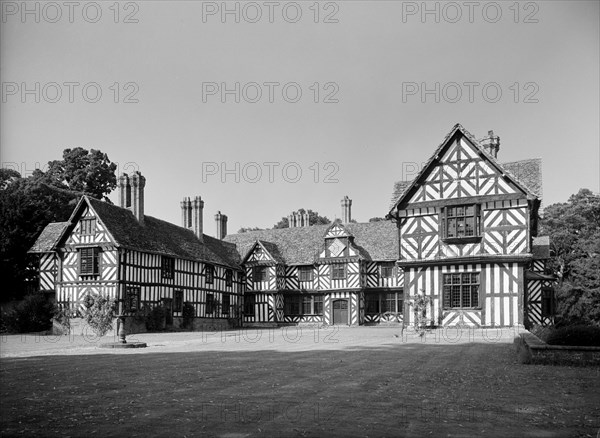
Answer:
[30,124,554,329]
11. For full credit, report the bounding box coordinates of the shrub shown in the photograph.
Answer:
[555,283,600,327]
[544,324,600,347]
[0,294,55,333]
[182,302,195,329]
[145,305,166,332]
[53,304,72,333]
[82,294,117,337]
[408,292,431,337]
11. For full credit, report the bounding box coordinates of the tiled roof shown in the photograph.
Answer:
[29,222,70,253]
[389,181,413,210]
[30,196,241,268]
[225,221,399,265]
[389,124,541,212]
[85,197,240,268]
[502,158,542,198]
[256,240,285,264]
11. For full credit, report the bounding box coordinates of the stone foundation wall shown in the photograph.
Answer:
[516,332,600,366]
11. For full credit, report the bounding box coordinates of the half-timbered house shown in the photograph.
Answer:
[30,124,553,329]
[29,172,244,330]
[224,213,403,326]
[388,124,553,327]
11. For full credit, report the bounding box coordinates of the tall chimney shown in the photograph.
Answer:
[479,130,500,158]
[341,196,352,223]
[181,197,192,228]
[192,196,204,241]
[129,172,145,223]
[118,173,131,208]
[215,211,228,240]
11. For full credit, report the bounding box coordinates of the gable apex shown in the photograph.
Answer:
[323,221,353,239]
[389,124,538,215]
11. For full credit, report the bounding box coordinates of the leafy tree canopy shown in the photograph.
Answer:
[0,148,118,301]
[540,188,600,325]
[43,148,117,201]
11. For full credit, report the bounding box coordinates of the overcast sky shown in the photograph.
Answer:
[1,1,599,235]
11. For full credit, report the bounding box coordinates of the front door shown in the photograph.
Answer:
[332,299,348,325]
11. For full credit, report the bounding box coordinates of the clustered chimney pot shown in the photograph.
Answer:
[215,211,228,240]
[118,171,145,224]
[181,195,204,241]
[341,196,352,223]
[288,211,310,228]
[479,130,500,159]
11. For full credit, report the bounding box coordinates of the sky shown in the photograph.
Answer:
[1,0,599,236]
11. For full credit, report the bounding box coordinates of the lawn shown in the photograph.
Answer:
[1,327,598,437]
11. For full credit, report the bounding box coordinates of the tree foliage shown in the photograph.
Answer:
[0,148,117,301]
[44,148,117,201]
[540,188,600,325]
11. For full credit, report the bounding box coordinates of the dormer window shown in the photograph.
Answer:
[442,205,481,242]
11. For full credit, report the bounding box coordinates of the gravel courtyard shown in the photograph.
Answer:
[1,326,598,437]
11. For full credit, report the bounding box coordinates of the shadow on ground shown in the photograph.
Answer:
[1,339,598,437]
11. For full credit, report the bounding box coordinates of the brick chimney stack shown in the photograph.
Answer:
[479,130,500,158]
[288,211,310,228]
[302,212,309,227]
[192,196,204,241]
[215,211,228,240]
[181,197,192,229]
[341,196,352,223]
[118,173,131,209]
[130,171,145,224]
[118,172,145,223]
[181,196,204,241]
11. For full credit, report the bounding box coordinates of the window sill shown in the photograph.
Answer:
[442,236,482,244]
[442,307,482,311]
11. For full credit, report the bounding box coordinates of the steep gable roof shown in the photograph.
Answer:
[29,222,70,253]
[85,197,240,268]
[31,196,241,268]
[225,221,398,265]
[388,124,540,214]
[241,240,285,264]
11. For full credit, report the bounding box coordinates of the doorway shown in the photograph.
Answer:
[332,299,348,325]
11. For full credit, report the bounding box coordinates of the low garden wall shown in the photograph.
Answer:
[516,331,600,366]
[51,316,237,336]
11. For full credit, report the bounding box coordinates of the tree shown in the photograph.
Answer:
[44,148,117,201]
[0,175,78,301]
[369,217,386,222]
[0,169,21,189]
[273,209,331,229]
[540,189,600,325]
[0,148,118,301]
